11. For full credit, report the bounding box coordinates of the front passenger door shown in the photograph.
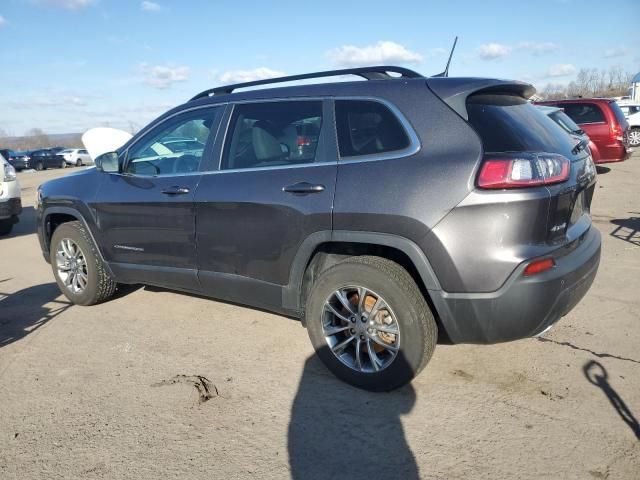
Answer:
[92,106,224,291]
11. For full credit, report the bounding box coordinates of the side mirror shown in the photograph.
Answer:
[95,152,120,173]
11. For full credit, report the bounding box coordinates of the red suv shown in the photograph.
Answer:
[536,99,630,164]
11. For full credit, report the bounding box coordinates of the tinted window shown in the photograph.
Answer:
[556,103,605,124]
[223,101,323,170]
[125,107,221,176]
[335,100,409,158]
[609,101,628,126]
[549,110,582,135]
[79,149,88,154]
[467,94,577,155]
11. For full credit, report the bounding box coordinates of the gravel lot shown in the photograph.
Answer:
[1,156,639,479]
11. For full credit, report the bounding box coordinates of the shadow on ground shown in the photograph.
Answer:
[0,283,70,348]
[610,217,640,246]
[595,166,611,174]
[584,360,640,440]
[288,354,420,480]
[5,206,36,239]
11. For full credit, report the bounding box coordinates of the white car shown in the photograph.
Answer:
[617,103,640,147]
[0,152,22,236]
[59,148,94,167]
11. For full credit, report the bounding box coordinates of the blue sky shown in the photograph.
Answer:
[0,0,638,134]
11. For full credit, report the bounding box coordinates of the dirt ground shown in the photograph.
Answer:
[1,155,639,480]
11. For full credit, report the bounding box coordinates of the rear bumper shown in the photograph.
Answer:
[594,143,630,164]
[432,226,601,344]
[0,197,23,220]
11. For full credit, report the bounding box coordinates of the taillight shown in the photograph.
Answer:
[610,123,623,142]
[523,258,555,276]
[477,153,570,189]
[296,136,311,147]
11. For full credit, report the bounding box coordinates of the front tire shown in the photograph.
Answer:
[76,159,82,167]
[36,162,44,171]
[305,256,437,391]
[50,221,117,305]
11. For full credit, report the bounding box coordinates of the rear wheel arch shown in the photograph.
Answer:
[284,231,443,323]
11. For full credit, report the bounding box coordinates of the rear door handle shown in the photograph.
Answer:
[283,182,325,194]
[161,186,190,195]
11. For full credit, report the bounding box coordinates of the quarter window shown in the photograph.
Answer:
[125,107,221,176]
[335,100,410,158]
[222,101,323,170]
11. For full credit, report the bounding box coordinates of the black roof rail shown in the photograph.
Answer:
[190,65,424,101]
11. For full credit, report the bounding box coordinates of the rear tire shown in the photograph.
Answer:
[76,159,82,167]
[305,255,437,391]
[0,218,13,236]
[36,162,43,171]
[50,221,117,305]
[60,160,67,168]
[629,127,640,147]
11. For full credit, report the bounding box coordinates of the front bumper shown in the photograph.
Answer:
[0,197,23,220]
[432,226,601,344]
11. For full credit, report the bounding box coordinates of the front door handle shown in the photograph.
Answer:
[161,186,190,195]
[283,182,325,194]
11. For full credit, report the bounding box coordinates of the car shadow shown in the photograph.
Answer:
[0,283,70,349]
[583,360,640,440]
[288,352,420,480]
[4,205,36,239]
[610,217,640,246]
[595,166,611,174]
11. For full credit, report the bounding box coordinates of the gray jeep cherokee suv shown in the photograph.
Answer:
[36,66,600,391]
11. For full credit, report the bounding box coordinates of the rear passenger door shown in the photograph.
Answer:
[194,99,336,310]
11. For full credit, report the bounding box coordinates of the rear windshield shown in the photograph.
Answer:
[609,101,629,127]
[549,110,582,135]
[467,94,577,156]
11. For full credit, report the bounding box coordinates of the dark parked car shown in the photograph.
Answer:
[537,105,599,161]
[36,66,601,391]
[30,149,66,170]
[0,149,32,171]
[536,98,630,163]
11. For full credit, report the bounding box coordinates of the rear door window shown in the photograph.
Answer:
[335,100,410,158]
[222,101,323,170]
[556,103,605,124]
[467,94,577,156]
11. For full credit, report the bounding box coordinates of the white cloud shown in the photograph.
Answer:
[517,42,558,55]
[37,0,95,10]
[326,41,423,67]
[546,63,577,77]
[217,67,285,84]
[603,47,627,58]
[0,15,6,27]
[140,63,190,89]
[141,1,161,12]
[477,43,511,60]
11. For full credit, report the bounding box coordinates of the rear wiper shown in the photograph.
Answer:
[571,138,589,155]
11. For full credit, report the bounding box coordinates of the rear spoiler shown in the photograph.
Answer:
[426,78,536,120]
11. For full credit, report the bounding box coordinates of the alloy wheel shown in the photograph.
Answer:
[55,238,88,294]
[322,286,400,373]
[629,129,640,147]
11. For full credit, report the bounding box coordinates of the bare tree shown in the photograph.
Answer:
[540,66,634,100]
